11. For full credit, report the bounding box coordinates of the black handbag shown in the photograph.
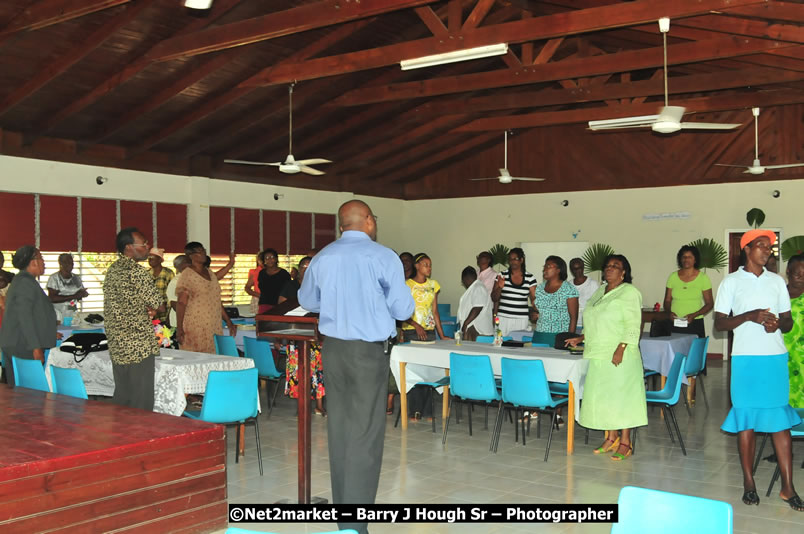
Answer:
[59,333,108,363]
[554,332,579,350]
[649,319,673,337]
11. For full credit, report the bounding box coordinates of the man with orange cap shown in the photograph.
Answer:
[714,229,802,511]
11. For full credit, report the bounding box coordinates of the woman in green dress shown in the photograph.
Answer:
[566,254,647,461]
[663,245,714,338]
[785,254,804,408]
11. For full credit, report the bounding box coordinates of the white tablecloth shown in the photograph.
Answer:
[639,333,697,385]
[45,347,254,416]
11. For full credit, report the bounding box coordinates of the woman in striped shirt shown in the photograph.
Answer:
[492,248,537,336]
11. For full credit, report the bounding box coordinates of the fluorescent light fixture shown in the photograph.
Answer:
[184,0,213,9]
[400,43,508,70]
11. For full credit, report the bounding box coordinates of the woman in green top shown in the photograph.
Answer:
[566,255,647,461]
[663,245,714,338]
[785,254,804,409]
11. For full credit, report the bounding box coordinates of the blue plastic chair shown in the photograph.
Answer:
[611,486,733,534]
[442,353,501,447]
[183,368,263,475]
[645,353,687,455]
[437,303,451,318]
[476,335,512,344]
[50,366,88,399]
[395,375,450,433]
[764,408,804,497]
[440,322,457,340]
[72,328,104,334]
[227,529,358,534]
[243,336,283,418]
[497,358,569,461]
[214,334,240,357]
[530,331,558,347]
[681,337,710,413]
[11,356,50,392]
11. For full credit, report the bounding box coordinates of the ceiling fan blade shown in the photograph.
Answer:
[224,159,281,166]
[469,177,502,181]
[679,122,741,130]
[510,177,546,182]
[294,158,332,165]
[713,163,749,168]
[762,163,804,170]
[299,165,325,176]
[588,115,659,130]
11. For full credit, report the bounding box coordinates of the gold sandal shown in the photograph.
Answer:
[611,442,633,461]
[594,435,620,455]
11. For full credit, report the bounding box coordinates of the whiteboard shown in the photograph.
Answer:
[520,241,589,277]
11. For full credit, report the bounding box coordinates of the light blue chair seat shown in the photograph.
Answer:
[11,356,50,392]
[50,366,88,399]
[214,334,240,357]
[243,336,283,418]
[183,367,263,475]
[645,353,687,455]
[611,486,733,533]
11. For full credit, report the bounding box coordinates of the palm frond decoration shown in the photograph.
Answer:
[582,243,615,273]
[687,238,728,271]
[489,244,510,268]
[746,208,765,229]
[781,236,804,262]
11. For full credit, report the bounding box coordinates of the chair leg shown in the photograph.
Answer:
[584,427,589,445]
[666,405,687,455]
[631,427,637,456]
[235,423,241,464]
[536,411,541,439]
[253,417,263,476]
[698,374,709,411]
[467,401,473,436]
[766,464,781,497]
[521,409,527,447]
[661,406,676,443]
[753,433,768,475]
[394,403,402,428]
[268,378,281,418]
[429,388,437,433]
[484,404,489,430]
[442,396,453,446]
[490,401,504,452]
[526,413,531,436]
[514,408,519,443]
[681,384,692,416]
[544,409,557,462]
[507,407,513,424]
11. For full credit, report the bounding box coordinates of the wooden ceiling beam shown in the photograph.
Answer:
[724,1,804,23]
[0,0,154,118]
[414,7,448,36]
[448,0,462,33]
[453,88,804,131]
[463,0,496,30]
[334,36,790,105]
[145,0,439,62]
[39,0,243,133]
[242,0,767,87]
[673,15,804,44]
[0,0,131,36]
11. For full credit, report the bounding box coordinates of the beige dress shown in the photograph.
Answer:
[176,268,223,353]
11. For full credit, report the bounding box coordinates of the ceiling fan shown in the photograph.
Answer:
[224,85,331,176]
[714,107,804,175]
[588,18,741,134]
[469,131,546,184]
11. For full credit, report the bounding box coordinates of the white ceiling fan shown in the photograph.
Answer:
[715,107,804,175]
[469,131,546,184]
[588,18,741,134]
[224,85,331,176]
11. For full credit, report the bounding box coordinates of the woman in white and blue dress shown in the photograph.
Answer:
[714,229,802,511]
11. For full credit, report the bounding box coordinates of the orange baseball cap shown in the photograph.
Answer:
[740,229,776,249]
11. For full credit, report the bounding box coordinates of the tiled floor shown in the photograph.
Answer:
[221,361,804,533]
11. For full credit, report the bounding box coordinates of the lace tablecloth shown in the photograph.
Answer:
[45,348,254,416]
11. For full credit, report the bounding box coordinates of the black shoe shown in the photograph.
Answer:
[742,489,760,506]
[764,453,777,463]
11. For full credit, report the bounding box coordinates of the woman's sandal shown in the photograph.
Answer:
[781,493,804,511]
[611,442,633,461]
[594,436,620,455]
[742,490,760,506]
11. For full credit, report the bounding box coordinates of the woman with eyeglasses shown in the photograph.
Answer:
[175,241,237,353]
[491,248,537,336]
[257,248,291,314]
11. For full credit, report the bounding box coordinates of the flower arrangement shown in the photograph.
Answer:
[153,320,174,348]
[67,299,78,312]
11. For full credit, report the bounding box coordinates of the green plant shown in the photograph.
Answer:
[781,236,804,262]
[687,238,728,272]
[582,243,615,273]
[746,208,765,228]
[488,244,510,268]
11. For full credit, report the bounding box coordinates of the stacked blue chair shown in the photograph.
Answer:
[440,323,457,340]
[645,353,688,455]
[437,303,451,318]
[50,366,88,399]
[476,335,513,344]
[243,336,283,418]
[214,334,240,357]
[442,353,501,448]
[495,358,569,460]
[611,486,733,533]
[11,356,50,391]
[681,337,710,414]
[183,367,263,475]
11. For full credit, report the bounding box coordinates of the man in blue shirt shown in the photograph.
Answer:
[299,199,413,533]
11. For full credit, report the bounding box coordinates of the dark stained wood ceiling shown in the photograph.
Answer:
[0,0,802,200]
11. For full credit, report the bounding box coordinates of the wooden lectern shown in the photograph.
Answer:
[256,299,321,504]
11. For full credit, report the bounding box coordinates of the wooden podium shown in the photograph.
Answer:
[256,299,321,504]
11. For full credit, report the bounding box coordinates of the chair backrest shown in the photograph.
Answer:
[243,336,281,378]
[437,303,451,317]
[611,486,733,534]
[662,353,687,404]
[476,335,494,343]
[530,331,558,346]
[449,352,499,402]
[50,366,88,399]
[214,334,239,357]
[11,356,50,392]
[441,323,457,339]
[501,357,554,408]
[684,337,709,376]
[72,328,104,334]
[199,368,259,423]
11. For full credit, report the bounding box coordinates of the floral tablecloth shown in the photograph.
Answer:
[45,348,254,416]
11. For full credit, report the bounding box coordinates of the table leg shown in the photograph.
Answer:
[660,375,667,390]
[399,362,408,430]
[688,376,697,404]
[442,369,450,432]
[238,424,245,456]
[567,381,575,455]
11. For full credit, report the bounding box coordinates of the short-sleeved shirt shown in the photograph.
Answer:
[46,272,85,316]
[457,280,494,335]
[149,267,175,322]
[104,256,163,365]
[477,267,498,295]
[258,269,291,306]
[402,278,441,331]
[533,280,579,333]
[497,270,537,319]
[574,277,600,327]
[666,270,712,319]
[714,267,790,356]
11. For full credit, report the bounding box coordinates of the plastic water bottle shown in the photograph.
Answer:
[454,331,461,346]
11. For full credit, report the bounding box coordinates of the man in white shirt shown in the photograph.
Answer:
[570,257,600,331]
[458,266,494,341]
[47,253,88,317]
